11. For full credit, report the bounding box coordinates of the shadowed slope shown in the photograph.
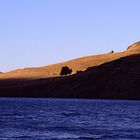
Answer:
[1,41,140,80]
[0,54,140,100]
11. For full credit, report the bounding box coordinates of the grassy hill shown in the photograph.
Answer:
[0,41,140,80]
[0,41,140,100]
[0,54,140,100]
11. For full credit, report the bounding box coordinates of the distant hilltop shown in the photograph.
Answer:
[127,41,140,51]
[0,41,140,80]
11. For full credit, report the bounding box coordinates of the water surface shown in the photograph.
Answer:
[0,98,140,140]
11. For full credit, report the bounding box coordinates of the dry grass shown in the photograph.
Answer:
[0,42,140,80]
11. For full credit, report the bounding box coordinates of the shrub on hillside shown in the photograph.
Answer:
[60,66,72,76]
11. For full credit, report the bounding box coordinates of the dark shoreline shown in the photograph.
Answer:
[0,97,140,102]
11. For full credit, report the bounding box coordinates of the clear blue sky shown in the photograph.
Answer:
[0,0,140,72]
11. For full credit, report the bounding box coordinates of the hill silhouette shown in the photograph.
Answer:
[0,54,140,100]
[0,41,140,99]
[0,41,140,80]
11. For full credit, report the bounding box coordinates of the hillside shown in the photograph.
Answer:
[0,53,140,100]
[0,41,140,80]
[0,41,140,99]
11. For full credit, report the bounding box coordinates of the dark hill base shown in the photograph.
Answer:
[0,54,140,100]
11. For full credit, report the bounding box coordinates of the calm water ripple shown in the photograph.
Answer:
[0,98,140,140]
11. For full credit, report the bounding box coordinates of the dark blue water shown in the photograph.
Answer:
[0,98,140,140]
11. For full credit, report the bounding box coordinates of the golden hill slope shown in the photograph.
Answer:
[0,41,140,80]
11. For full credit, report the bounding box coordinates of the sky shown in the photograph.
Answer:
[0,0,140,72]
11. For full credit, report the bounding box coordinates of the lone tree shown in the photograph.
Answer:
[109,50,114,54]
[60,66,72,76]
[111,50,114,53]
